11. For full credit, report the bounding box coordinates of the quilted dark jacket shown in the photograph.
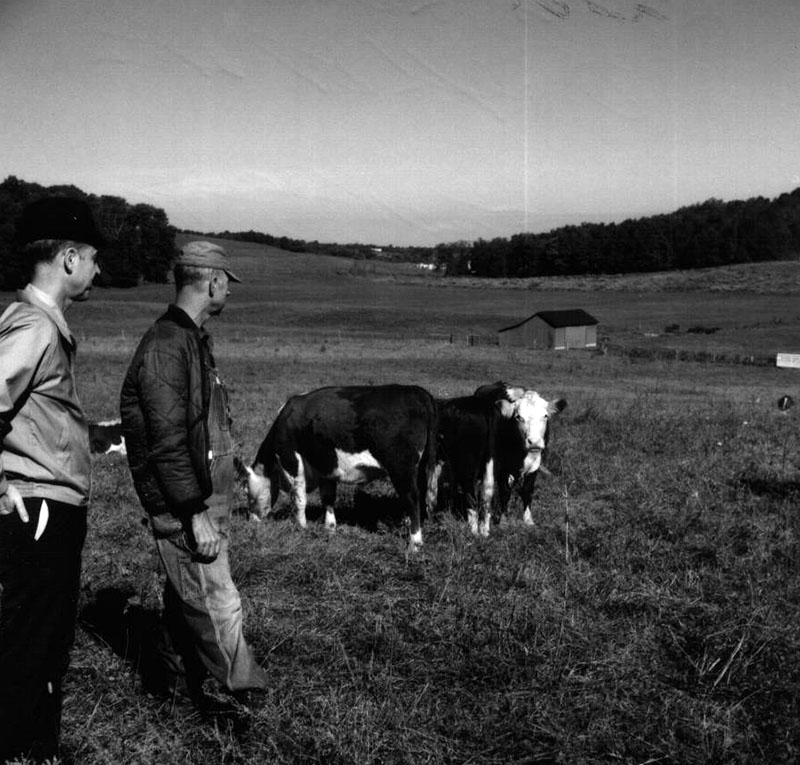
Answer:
[120,305,212,536]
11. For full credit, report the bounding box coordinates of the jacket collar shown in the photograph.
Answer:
[162,304,211,343]
[17,284,74,346]
[163,303,200,331]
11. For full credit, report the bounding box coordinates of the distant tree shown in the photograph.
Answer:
[126,204,174,283]
[434,240,472,275]
[471,238,510,277]
[0,176,174,289]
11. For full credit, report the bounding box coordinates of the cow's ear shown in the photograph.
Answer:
[495,399,515,418]
[505,386,525,402]
[549,399,567,416]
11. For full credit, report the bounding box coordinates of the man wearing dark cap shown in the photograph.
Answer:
[120,241,267,718]
[0,196,103,762]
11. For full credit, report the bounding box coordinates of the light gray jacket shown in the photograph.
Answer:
[0,285,91,506]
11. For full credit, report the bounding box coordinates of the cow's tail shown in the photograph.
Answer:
[419,396,441,520]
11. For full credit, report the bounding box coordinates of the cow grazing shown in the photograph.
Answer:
[246,385,438,551]
[437,382,566,536]
[778,395,795,412]
[88,419,126,455]
[473,381,566,527]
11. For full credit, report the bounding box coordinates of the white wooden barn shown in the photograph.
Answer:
[498,309,599,350]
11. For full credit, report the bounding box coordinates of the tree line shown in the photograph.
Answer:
[201,189,800,277]
[0,176,175,290]
[4,174,799,288]
[433,190,800,277]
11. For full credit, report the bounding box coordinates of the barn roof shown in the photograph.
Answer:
[498,309,599,333]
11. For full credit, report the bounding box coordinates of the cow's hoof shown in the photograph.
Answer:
[407,530,423,553]
[249,513,262,523]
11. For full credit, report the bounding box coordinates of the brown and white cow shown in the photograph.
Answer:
[437,382,566,536]
[88,419,126,455]
[246,385,438,551]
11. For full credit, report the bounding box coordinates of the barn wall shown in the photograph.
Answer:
[498,318,598,349]
[530,317,554,349]
[499,319,553,348]
[565,325,586,348]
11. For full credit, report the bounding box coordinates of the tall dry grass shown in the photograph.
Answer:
[3,335,791,764]
[5,247,800,763]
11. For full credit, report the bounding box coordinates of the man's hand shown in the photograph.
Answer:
[0,484,28,522]
[190,510,221,562]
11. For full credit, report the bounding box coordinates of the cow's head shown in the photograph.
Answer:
[245,461,281,520]
[495,387,567,471]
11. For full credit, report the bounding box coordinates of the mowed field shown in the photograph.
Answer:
[10,238,800,764]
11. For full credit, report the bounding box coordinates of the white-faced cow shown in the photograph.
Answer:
[437,382,566,536]
[88,419,126,455]
[246,385,438,551]
[473,381,566,527]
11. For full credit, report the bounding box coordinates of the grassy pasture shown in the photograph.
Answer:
[5,241,800,763]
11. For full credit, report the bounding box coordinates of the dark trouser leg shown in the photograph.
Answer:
[156,575,209,701]
[0,499,87,763]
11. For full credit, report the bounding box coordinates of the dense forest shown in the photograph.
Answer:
[0,176,175,289]
[3,175,799,288]
[433,189,800,277]
[198,189,800,277]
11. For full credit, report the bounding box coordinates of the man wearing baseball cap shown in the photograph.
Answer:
[120,241,267,719]
[0,196,103,762]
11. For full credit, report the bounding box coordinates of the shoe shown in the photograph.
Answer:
[229,687,268,711]
[149,676,211,718]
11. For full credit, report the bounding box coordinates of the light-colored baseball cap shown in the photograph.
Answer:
[175,241,241,282]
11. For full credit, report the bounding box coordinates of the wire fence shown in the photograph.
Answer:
[221,328,780,367]
[603,342,775,367]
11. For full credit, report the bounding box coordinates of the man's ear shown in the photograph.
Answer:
[62,246,79,274]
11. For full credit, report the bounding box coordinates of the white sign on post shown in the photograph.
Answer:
[776,353,800,369]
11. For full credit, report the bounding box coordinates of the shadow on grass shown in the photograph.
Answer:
[736,472,800,500]
[233,483,410,532]
[79,587,166,696]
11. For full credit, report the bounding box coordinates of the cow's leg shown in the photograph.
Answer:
[478,457,495,537]
[419,458,441,521]
[391,469,423,552]
[449,463,479,534]
[289,456,308,528]
[494,471,513,526]
[319,479,337,530]
[464,473,479,536]
[466,502,479,536]
[519,471,539,525]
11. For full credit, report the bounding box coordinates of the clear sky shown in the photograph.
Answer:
[2,0,799,247]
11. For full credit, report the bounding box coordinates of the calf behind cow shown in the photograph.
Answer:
[246,384,438,551]
[438,382,566,536]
